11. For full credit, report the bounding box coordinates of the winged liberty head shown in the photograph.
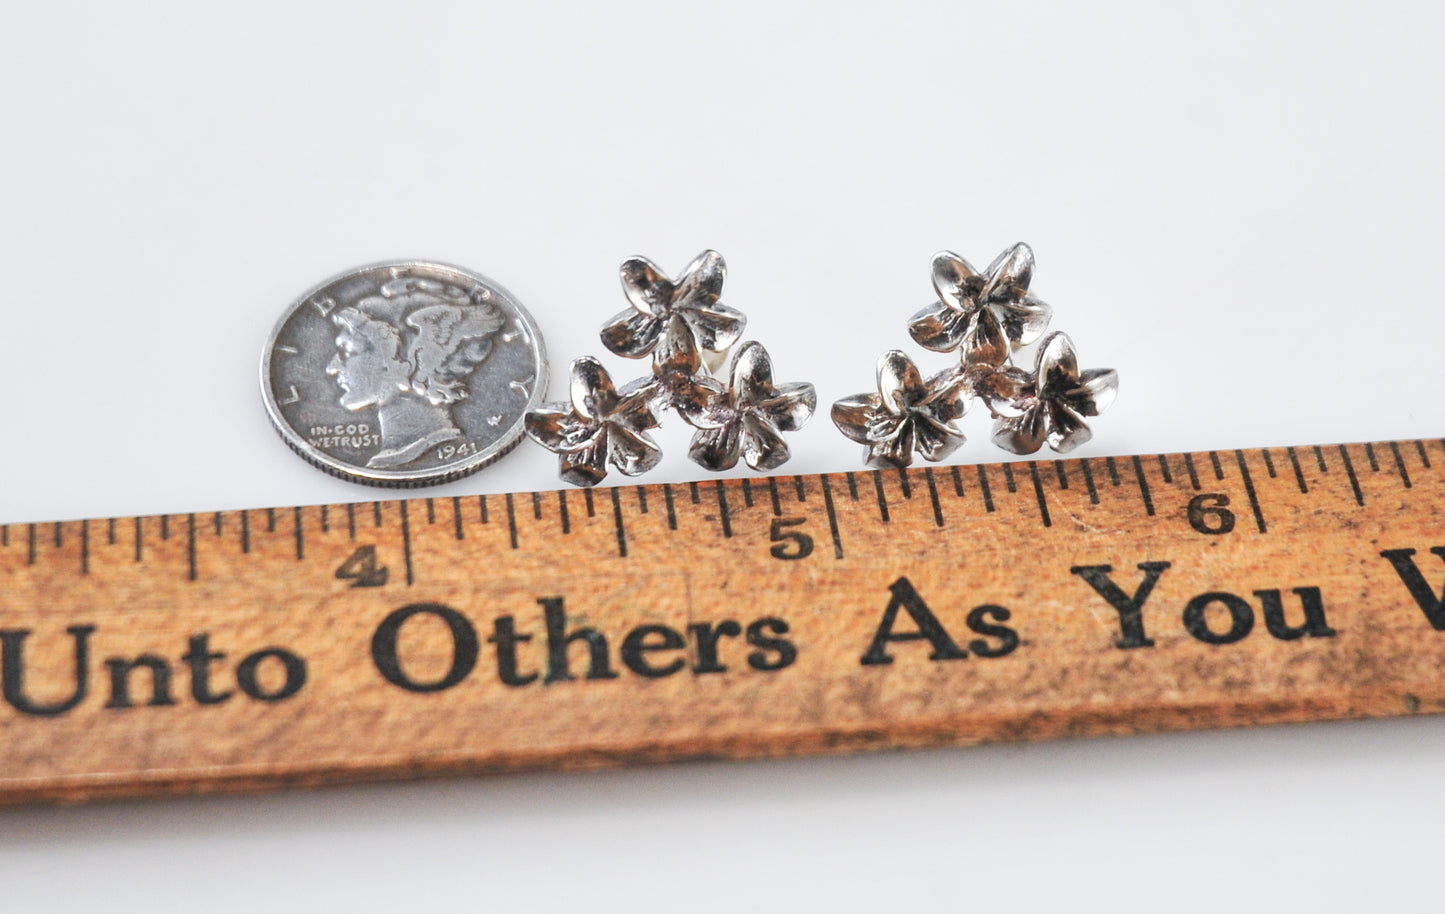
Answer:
[326,271,505,468]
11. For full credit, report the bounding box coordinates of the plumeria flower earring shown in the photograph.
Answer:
[833,242,1117,466]
[527,250,816,486]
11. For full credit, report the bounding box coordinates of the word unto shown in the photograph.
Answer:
[0,630,304,717]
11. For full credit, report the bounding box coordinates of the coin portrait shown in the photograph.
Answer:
[261,261,547,486]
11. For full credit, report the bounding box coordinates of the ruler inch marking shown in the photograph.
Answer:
[188,513,198,580]
[1157,454,1172,484]
[1079,459,1099,505]
[1209,450,1224,481]
[132,518,140,563]
[425,498,435,524]
[768,478,782,516]
[794,476,807,502]
[241,510,250,553]
[872,471,891,522]
[1416,439,1431,469]
[505,494,519,550]
[924,468,944,527]
[1338,444,1364,506]
[896,469,912,500]
[663,484,677,530]
[1234,449,1267,533]
[950,465,964,498]
[1313,445,1327,472]
[530,492,542,522]
[1390,441,1412,488]
[453,496,465,540]
[1260,448,1276,478]
[80,520,89,576]
[977,464,995,512]
[266,509,275,534]
[1183,453,1200,490]
[558,491,571,534]
[1129,455,1154,517]
[293,507,304,561]
[742,478,754,508]
[346,503,357,541]
[1002,463,1017,493]
[584,489,595,518]
[847,472,860,501]
[1287,447,1308,493]
[637,486,648,515]
[215,511,224,536]
[479,495,489,525]
[715,480,733,538]
[400,501,415,584]
[611,487,628,557]
[1029,462,1052,527]
[1055,461,1070,490]
[689,482,701,505]
[1365,442,1379,471]
[820,473,845,559]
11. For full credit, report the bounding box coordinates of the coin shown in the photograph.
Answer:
[261,260,548,487]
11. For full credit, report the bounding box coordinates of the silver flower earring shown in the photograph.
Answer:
[526,250,817,486]
[832,242,1117,467]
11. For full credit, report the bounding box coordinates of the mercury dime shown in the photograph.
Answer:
[261,260,547,487]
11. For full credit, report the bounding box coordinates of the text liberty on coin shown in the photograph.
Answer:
[261,261,548,487]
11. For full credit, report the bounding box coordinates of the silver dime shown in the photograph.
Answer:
[261,260,547,487]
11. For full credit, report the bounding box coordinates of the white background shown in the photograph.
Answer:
[2,2,1444,910]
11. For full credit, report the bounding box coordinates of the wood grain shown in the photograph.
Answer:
[2,440,1444,805]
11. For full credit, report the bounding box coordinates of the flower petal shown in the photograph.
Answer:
[1035,331,1080,395]
[1062,367,1118,418]
[992,294,1052,348]
[570,356,617,420]
[680,299,746,354]
[866,420,917,469]
[756,381,816,432]
[612,377,664,432]
[964,308,1010,370]
[525,404,600,454]
[913,414,966,462]
[1046,402,1093,453]
[877,350,925,415]
[688,423,742,471]
[671,376,729,429]
[920,366,971,424]
[831,393,890,444]
[728,341,774,406]
[608,424,664,476]
[653,314,703,379]
[992,405,1048,455]
[741,413,791,471]
[931,250,980,310]
[980,242,1034,304]
[907,302,971,352]
[674,249,726,307]
[619,257,675,317]
[558,438,610,488]
[969,365,1032,417]
[600,307,664,359]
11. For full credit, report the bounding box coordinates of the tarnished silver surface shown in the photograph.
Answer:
[833,242,1116,464]
[524,357,662,488]
[991,331,1118,455]
[831,350,969,468]
[526,249,814,485]
[261,260,547,487]
[684,341,817,472]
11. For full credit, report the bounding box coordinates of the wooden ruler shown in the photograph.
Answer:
[5,438,1445,804]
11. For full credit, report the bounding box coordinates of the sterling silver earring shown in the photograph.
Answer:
[832,242,1117,467]
[526,251,816,486]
